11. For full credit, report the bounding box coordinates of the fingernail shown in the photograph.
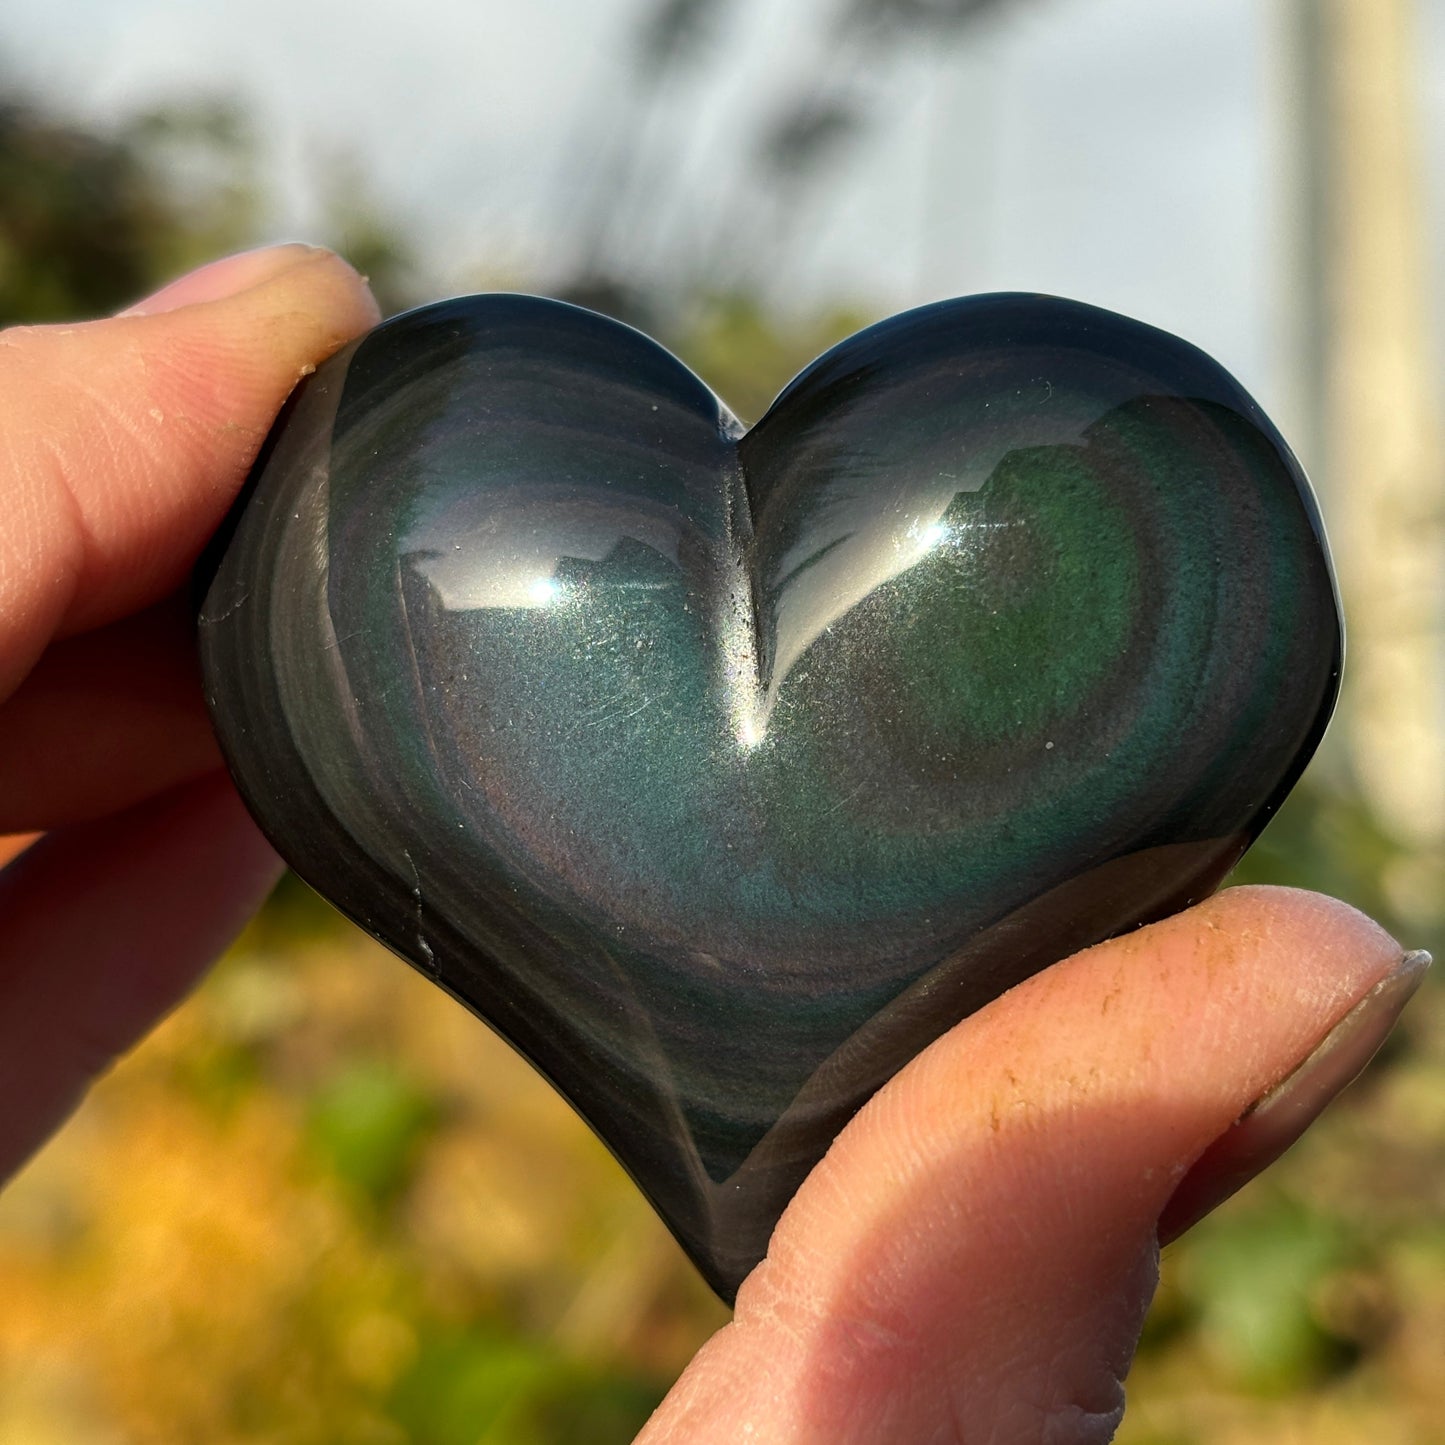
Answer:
[1158,948,1432,1246]
[119,244,326,316]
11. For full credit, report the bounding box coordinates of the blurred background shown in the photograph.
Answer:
[1,0,1443,1440]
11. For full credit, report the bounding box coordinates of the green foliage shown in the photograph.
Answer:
[306,1060,441,1210]
[0,88,419,327]
[4,68,1442,1445]
[1233,776,1392,914]
[1175,1195,1359,1393]
[674,292,873,421]
[1230,769,1443,959]
[256,869,360,943]
[388,1325,664,1445]
[168,1033,266,1122]
[317,153,422,318]
[119,99,264,279]
[0,99,179,322]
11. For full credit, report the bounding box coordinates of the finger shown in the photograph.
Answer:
[639,887,1419,1445]
[0,593,220,831]
[0,836,39,867]
[0,772,284,1182]
[0,243,380,701]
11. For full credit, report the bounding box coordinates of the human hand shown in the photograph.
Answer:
[638,890,1424,1442]
[0,244,379,1175]
[0,249,1426,1444]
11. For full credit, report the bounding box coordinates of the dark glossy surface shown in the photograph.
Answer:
[198,293,1341,1302]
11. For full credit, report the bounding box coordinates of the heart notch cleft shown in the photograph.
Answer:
[198,291,1341,1303]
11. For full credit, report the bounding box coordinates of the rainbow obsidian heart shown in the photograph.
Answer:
[197,292,1340,1301]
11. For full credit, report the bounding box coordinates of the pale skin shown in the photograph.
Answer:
[0,244,1414,1444]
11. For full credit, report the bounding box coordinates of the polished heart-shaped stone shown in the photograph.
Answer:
[197,293,1340,1301]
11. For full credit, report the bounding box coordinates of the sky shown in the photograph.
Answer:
[4,0,1444,459]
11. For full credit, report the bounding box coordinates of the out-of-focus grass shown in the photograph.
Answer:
[0,877,728,1444]
[3,72,1442,1445]
[2,866,1444,1442]
[1120,961,1445,1445]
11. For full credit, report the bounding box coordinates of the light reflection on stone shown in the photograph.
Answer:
[200,292,1341,1302]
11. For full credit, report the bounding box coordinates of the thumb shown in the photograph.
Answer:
[639,886,1424,1445]
[0,243,379,699]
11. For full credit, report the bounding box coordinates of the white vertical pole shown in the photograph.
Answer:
[1318,0,1445,850]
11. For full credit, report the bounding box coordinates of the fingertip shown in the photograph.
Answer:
[118,243,329,316]
[205,242,383,339]
[1206,882,1404,975]
[642,887,1419,1444]
[126,243,382,402]
[124,242,381,335]
[0,244,383,644]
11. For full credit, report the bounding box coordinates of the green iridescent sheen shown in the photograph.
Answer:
[198,292,1340,1302]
